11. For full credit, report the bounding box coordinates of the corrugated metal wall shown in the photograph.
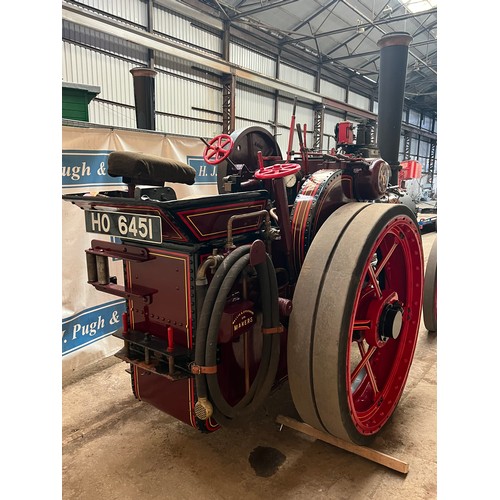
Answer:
[154,3,222,56]
[235,85,274,127]
[73,0,148,26]
[231,43,276,78]
[347,90,371,111]
[62,0,434,155]
[321,79,346,102]
[279,63,316,92]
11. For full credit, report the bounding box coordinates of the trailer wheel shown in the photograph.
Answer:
[288,202,424,445]
[423,237,437,332]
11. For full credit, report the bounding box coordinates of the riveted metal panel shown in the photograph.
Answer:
[154,4,222,56]
[230,43,276,78]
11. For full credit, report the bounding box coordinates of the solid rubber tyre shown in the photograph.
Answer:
[288,202,424,445]
[423,237,437,332]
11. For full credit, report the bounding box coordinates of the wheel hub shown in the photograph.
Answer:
[364,291,403,347]
[379,301,403,341]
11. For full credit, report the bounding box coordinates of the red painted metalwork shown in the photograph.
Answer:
[254,163,301,180]
[347,214,423,435]
[336,122,354,145]
[62,31,424,444]
[399,159,422,181]
[290,169,347,273]
[203,134,234,165]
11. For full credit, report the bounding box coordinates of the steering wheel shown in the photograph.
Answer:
[203,134,234,165]
[254,163,301,180]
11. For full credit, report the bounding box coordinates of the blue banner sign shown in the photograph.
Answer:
[187,156,218,184]
[62,299,126,356]
[62,150,126,190]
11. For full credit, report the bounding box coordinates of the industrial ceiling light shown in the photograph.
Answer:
[399,0,437,14]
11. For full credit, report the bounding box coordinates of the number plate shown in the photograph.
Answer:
[85,210,162,243]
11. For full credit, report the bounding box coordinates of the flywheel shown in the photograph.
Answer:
[216,126,282,193]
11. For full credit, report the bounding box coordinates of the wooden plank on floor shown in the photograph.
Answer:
[276,415,409,474]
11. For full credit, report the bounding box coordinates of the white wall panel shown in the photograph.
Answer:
[234,119,273,136]
[230,43,276,78]
[154,5,222,55]
[62,41,136,106]
[421,114,433,131]
[155,71,221,116]
[347,90,370,111]
[409,108,420,126]
[63,21,149,62]
[418,140,430,159]
[88,100,136,128]
[156,114,219,138]
[155,53,221,86]
[276,99,314,154]
[73,0,148,26]
[279,63,315,92]
[235,86,274,125]
[320,79,346,102]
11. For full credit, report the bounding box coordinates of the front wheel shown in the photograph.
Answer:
[288,202,424,445]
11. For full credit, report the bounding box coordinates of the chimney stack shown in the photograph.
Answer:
[376,32,412,185]
[130,67,157,131]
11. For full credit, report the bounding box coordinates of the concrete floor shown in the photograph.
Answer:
[62,231,437,500]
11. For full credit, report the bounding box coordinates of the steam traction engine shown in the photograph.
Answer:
[64,33,424,445]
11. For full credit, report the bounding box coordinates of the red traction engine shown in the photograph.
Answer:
[63,33,424,445]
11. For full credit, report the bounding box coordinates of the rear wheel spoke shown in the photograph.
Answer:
[356,342,379,395]
[375,240,399,278]
[351,344,377,383]
[367,265,382,298]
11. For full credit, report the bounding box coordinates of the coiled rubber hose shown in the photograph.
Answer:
[194,243,281,423]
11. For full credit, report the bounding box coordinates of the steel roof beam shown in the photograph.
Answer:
[230,0,299,20]
[290,0,340,32]
[281,8,436,43]
[62,2,378,120]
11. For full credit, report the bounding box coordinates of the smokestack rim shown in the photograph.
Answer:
[377,32,413,49]
[130,67,157,78]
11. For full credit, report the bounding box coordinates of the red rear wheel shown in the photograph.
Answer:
[288,203,424,444]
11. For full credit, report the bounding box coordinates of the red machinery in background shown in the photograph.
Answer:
[64,32,427,446]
